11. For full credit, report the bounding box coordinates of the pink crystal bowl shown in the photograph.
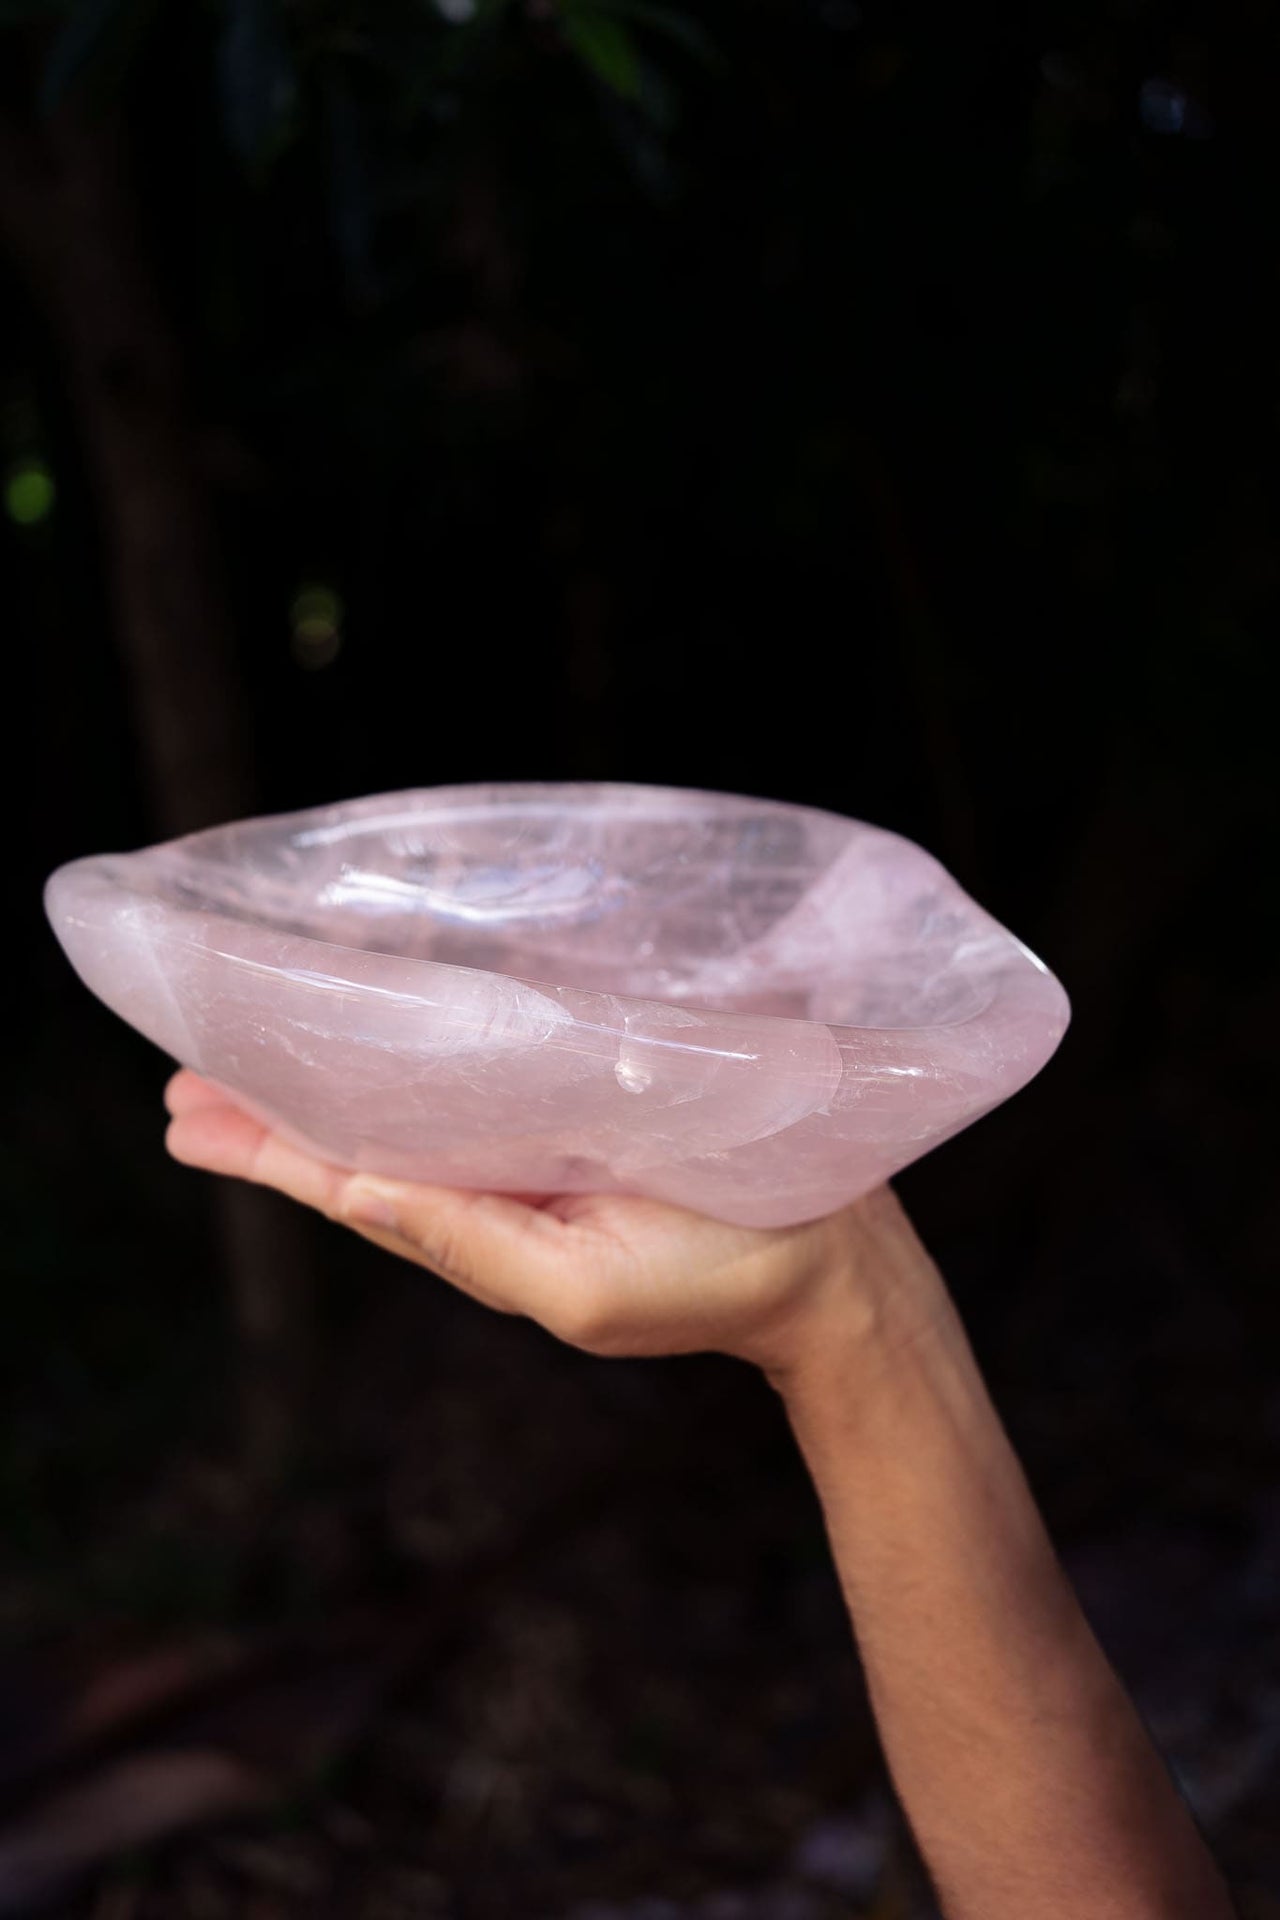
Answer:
[44,783,1069,1227]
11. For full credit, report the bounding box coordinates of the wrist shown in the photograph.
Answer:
[765,1188,961,1408]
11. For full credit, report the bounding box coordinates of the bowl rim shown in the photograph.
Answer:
[45,781,1070,1045]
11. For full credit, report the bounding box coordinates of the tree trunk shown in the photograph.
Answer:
[0,96,312,1502]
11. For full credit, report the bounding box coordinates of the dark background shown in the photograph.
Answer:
[2,3,1278,1915]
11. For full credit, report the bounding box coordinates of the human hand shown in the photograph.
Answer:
[164,1070,944,1381]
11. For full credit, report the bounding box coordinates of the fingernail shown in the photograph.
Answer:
[344,1179,402,1233]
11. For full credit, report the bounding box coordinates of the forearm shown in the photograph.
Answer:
[777,1193,1234,1920]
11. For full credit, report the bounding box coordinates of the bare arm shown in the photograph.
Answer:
[771,1188,1235,1920]
[164,1071,1235,1920]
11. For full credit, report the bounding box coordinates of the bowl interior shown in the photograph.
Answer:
[131,787,997,1028]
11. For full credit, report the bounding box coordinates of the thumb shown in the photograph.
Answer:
[338,1176,569,1317]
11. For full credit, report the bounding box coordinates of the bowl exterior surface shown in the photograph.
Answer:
[45,784,1069,1225]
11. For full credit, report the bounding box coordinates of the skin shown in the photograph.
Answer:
[165,1067,1236,1920]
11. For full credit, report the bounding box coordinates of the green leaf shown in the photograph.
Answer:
[217,0,298,168]
[598,0,717,67]
[560,6,643,100]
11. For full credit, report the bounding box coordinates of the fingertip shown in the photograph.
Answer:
[164,1113,208,1169]
[163,1069,223,1117]
[164,1104,266,1179]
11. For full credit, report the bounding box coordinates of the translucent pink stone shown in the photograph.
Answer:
[44,784,1069,1227]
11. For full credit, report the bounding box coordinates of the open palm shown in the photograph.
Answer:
[164,1069,904,1376]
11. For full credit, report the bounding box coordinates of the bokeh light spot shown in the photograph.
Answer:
[1140,77,1213,138]
[4,462,55,526]
[290,581,344,670]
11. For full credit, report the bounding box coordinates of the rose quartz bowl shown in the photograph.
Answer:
[45,783,1069,1227]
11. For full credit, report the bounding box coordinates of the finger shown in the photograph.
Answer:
[166,1106,581,1323]
[164,1069,231,1118]
[166,1106,346,1218]
[331,1218,526,1318]
[338,1176,570,1312]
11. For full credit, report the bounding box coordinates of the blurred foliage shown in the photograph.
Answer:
[2,0,1279,1900]
[6,0,696,154]
[2,0,1278,1726]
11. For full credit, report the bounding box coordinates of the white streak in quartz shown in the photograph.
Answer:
[316,861,616,926]
[291,797,648,848]
[615,1056,652,1092]
[104,900,205,1069]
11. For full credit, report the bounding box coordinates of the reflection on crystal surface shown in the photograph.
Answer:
[45,783,1070,1226]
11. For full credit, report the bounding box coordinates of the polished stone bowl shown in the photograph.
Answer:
[45,783,1069,1226]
